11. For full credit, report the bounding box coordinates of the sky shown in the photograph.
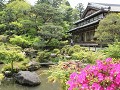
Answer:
[27,0,120,8]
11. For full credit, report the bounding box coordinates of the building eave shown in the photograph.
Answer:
[74,10,106,25]
[68,19,100,33]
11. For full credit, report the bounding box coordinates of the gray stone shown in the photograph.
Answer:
[27,61,40,71]
[50,53,57,58]
[3,71,12,77]
[65,55,71,59]
[0,61,4,64]
[15,71,40,86]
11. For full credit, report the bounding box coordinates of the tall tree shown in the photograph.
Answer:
[0,0,5,11]
[0,0,31,35]
[75,3,84,18]
[95,13,120,44]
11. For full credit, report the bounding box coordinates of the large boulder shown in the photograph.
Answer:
[14,71,40,86]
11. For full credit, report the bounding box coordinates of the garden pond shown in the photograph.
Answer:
[0,65,61,90]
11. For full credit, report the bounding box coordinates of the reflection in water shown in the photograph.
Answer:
[0,67,61,90]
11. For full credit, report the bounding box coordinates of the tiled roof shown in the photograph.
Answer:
[68,2,120,33]
[88,2,120,12]
[75,2,120,24]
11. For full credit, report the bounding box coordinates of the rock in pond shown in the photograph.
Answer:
[27,61,41,71]
[14,71,41,86]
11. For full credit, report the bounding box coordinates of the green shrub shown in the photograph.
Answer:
[104,42,120,59]
[68,45,82,55]
[0,50,26,63]
[0,74,4,82]
[52,49,60,54]
[59,40,69,46]
[10,35,31,48]
[44,61,83,90]
[72,51,85,60]
[2,62,27,73]
[0,42,21,51]
[36,51,51,63]
[61,45,71,55]
[61,45,83,55]
[72,51,106,64]
[47,38,60,47]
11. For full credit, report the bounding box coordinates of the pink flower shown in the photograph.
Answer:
[98,73,104,81]
[115,73,120,85]
[105,58,112,62]
[92,83,101,90]
[69,72,78,79]
[67,58,120,90]
[81,84,88,89]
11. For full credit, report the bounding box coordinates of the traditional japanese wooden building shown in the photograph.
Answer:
[68,2,120,46]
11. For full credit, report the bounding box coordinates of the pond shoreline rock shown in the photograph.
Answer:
[0,61,4,64]
[14,71,41,86]
[27,61,41,71]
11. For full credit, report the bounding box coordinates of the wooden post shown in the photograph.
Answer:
[95,45,96,51]
[84,32,87,42]
[89,45,90,51]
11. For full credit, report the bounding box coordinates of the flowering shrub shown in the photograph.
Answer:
[67,58,120,90]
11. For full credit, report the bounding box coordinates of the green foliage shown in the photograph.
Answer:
[0,42,26,63]
[2,62,27,73]
[10,35,31,48]
[38,23,63,48]
[104,42,120,58]
[52,49,60,54]
[0,50,26,63]
[61,45,82,55]
[6,0,31,12]
[44,61,83,90]
[47,39,61,47]
[36,51,51,62]
[32,3,62,24]
[0,74,4,83]
[95,13,120,44]
[0,24,6,33]
[39,23,63,40]
[75,3,84,18]
[0,42,21,51]
[72,51,106,64]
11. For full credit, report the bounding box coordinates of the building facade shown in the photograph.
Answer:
[68,2,120,46]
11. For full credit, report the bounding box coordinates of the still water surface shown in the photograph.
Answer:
[0,65,61,90]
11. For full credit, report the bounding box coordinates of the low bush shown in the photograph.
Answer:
[104,42,120,59]
[10,35,31,48]
[61,45,83,55]
[44,61,83,90]
[0,73,4,84]
[52,49,60,54]
[72,51,106,64]
[2,62,28,73]
[36,50,51,63]
[0,42,21,51]
[0,50,26,63]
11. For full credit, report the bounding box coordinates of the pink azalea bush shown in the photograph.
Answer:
[67,58,120,90]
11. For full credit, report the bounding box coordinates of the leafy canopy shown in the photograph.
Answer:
[95,13,120,44]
